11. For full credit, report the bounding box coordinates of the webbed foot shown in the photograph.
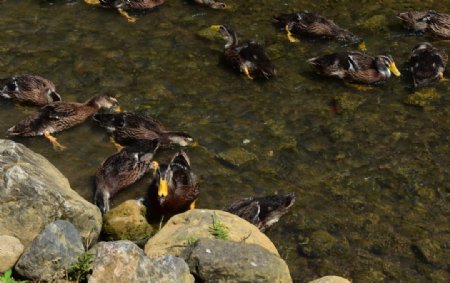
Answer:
[243,66,254,80]
[285,24,299,43]
[110,136,124,151]
[358,41,367,51]
[84,0,101,5]
[189,200,197,210]
[44,131,66,151]
[118,8,136,23]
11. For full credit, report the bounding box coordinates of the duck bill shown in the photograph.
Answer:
[210,25,221,31]
[158,179,169,198]
[113,105,121,113]
[389,63,401,77]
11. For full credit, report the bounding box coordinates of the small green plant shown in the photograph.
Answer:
[209,213,229,240]
[68,252,94,283]
[0,269,27,283]
[186,236,199,245]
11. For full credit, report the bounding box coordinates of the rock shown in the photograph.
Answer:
[404,88,441,107]
[145,209,279,258]
[333,92,366,114]
[357,15,388,32]
[299,230,337,258]
[0,139,102,248]
[89,241,194,283]
[216,147,257,167]
[0,235,24,273]
[183,238,292,283]
[102,200,153,245]
[413,238,441,264]
[308,275,351,283]
[15,220,84,281]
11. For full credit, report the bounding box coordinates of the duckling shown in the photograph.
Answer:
[307,52,401,85]
[193,0,226,9]
[150,151,199,215]
[7,94,119,150]
[408,42,448,88]
[223,193,295,232]
[397,11,450,38]
[273,11,362,44]
[0,75,61,106]
[95,139,160,213]
[93,112,193,150]
[210,25,277,80]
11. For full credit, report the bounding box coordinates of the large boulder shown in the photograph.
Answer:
[15,220,84,281]
[0,235,24,273]
[183,238,292,283]
[145,209,279,258]
[89,241,194,283]
[102,200,153,245]
[0,139,101,247]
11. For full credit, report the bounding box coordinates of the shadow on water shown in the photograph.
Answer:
[1,0,449,282]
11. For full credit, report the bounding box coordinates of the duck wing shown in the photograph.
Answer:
[237,41,276,78]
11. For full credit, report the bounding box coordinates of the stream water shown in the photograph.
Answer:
[0,0,449,282]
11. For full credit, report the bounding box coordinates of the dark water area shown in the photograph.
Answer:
[0,0,449,282]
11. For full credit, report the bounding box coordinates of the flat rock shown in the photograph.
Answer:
[183,238,292,283]
[102,200,153,245]
[15,220,84,281]
[308,275,351,283]
[144,209,279,258]
[0,139,102,248]
[0,235,24,273]
[89,241,194,283]
[216,147,257,167]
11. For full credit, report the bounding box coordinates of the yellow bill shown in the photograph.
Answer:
[389,62,401,77]
[285,24,299,43]
[114,105,121,113]
[84,0,100,5]
[210,25,221,31]
[158,179,169,197]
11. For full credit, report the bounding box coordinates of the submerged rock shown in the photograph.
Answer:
[216,147,257,167]
[15,220,84,281]
[89,241,194,283]
[299,230,338,258]
[308,276,351,283]
[404,88,442,107]
[144,209,280,258]
[0,235,24,273]
[0,139,102,248]
[183,238,292,283]
[102,200,153,245]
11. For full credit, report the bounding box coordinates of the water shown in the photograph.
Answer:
[1,0,449,282]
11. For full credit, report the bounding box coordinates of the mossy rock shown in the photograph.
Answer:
[404,88,442,107]
[334,92,366,114]
[299,230,337,258]
[102,200,154,245]
[216,147,257,167]
[357,15,388,32]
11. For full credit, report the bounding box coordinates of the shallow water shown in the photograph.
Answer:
[1,0,449,282]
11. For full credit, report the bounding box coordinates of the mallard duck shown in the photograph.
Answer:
[0,75,61,106]
[192,0,226,9]
[150,151,199,215]
[210,25,277,80]
[7,94,119,150]
[408,42,448,88]
[93,112,193,150]
[223,193,295,232]
[397,11,450,38]
[307,52,401,85]
[273,11,362,44]
[84,0,165,23]
[95,139,160,213]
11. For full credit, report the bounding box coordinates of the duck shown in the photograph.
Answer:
[149,151,199,216]
[84,0,165,22]
[397,11,450,38]
[273,11,362,44]
[307,51,401,85]
[192,0,226,9]
[408,42,448,88]
[95,139,160,213]
[223,193,295,232]
[7,94,120,150]
[92,112,194,150]
[0,75,61,106]
[210,25,277,80]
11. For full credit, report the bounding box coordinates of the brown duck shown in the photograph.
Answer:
[408,42,448,88]
[92,112,193,150]
[95,139,160,213]
[307,52,401,85]
[397,11,450,38]
[210,25,277,80]
[0,75,61,106]
[7,94,119,150]
[150,151,199,216]
[273,11,362,44]
[223,193,295,232]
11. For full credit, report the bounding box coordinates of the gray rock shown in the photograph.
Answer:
[0,235,24,273]
[15,220,84,281]
[0,139,102,247]
[308,276,351,283]
[89,241,194,283]
[183,238,292,283]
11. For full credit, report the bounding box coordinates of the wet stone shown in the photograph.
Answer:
[413,238,442,265]
[0,235,24,273]
[216,147,257,167]
[299,230,338,258]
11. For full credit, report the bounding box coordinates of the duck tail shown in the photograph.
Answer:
[94,188,110,214]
